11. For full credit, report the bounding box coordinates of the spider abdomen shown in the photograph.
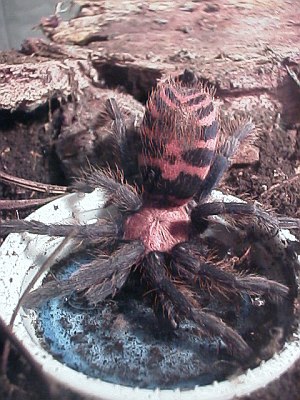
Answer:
[139,76,219,202]
[124,203,190,253]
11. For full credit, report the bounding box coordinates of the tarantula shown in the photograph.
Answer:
[1,70,298,360]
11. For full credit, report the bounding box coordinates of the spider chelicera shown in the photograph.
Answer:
[1,70,298,360]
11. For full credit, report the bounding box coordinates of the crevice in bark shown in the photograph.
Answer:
[95,63,162,103]
[0,99,61,130]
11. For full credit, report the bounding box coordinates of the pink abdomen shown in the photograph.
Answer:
[138,78,219,201]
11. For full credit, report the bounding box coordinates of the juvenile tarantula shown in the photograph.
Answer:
[1,70,298,359]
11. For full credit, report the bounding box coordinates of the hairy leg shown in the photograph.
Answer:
[24,240,145,308]
[191,201,300,234]
[196,120,254,202]
[171,242,289,300]
[105,98,128,162]
[191,201,279,231]
[73,168,142,213]
[142,250,253,359]
[0,218,122,243]
[192,201,299,300]
[105,98,141,179]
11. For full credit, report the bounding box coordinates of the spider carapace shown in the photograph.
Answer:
[2,70,298,361]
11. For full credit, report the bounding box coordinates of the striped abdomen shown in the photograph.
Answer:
[139,78,219,203]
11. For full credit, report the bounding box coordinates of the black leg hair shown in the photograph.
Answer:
[105,99,127,149]
[195,120,254,202]
[143,251,253,359]
[233,204,300,299]
[191,202,289,238]
[73,167,142,214]
[195,155,229,203]
[171,243,289,300]
[192,212,299,300]
[24,240,145,308]
[0,218,122,243]
[277,216,300,230]
[143,252,190,316]
[105,98,136,176]
[191,201,280,233]
[155,292,179,329]
[191,201,300,235]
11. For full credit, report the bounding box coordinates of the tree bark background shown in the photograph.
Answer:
[0,1,299,399]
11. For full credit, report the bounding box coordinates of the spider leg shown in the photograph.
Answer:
[196,120,254,202]
[105,98,127,162]
[191,201,281,233]
[277,216,300,230]
[192,204,298,300]
[0,218,121,244]
[171,242,289,300]
[191,200,300,235]
[105,97,140,179]
[155,292,179,329]
[142,251,253,359]
[73,168,142,214]
[24,240,145,308]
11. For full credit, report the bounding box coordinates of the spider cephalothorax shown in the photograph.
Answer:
[1,70,298,361]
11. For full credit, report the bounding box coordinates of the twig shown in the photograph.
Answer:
[0,171,68,194]
[260,174,300,198]
[0,196,63,210]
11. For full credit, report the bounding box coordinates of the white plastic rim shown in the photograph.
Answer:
[0,190,299,400]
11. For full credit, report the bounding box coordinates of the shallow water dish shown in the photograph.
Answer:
[0,190,299,400]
